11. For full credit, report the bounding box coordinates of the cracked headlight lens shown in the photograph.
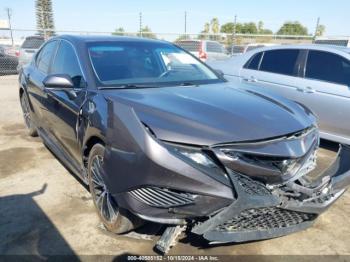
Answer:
[164,142,229,181]
[178,151,217,168]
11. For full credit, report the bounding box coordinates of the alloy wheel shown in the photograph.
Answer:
[20,94,31,128]
[90,155,119,222]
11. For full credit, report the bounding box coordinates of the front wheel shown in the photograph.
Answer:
[20,92,38,137]
[88,143,141,234]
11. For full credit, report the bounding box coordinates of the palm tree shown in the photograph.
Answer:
[35,0,55,37]
[210,18,220,40]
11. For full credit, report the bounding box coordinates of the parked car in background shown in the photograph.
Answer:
[0,45,18,75]
[228,43,277,56]
[19,35,350,253]
[314,36,350,47]
[1,45,19,57]
[209,44,350,145]
[17,36,45,71]
[175,39,229,61]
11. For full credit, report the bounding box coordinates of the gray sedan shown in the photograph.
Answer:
[209,45,350,145]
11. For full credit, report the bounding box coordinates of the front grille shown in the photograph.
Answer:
[129,187,195,208]
[234,173,271,196]
[215,207,316,232]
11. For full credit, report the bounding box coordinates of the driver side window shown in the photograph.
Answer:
[36,40,58,74]
[51,41,85,88]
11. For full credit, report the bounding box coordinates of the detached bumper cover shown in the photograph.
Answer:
[192,145,350,244]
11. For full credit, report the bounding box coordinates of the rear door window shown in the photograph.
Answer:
[36,41,58,74]
[305,50,350,86]
[259,49,300,76]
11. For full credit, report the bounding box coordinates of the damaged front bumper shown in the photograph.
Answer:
[191,144,350,244]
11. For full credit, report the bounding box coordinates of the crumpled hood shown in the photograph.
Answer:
[102,82,315,145]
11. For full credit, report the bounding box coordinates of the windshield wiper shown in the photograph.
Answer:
[100,84,159,89]
[179,82,198,86]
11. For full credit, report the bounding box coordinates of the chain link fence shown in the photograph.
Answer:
[0,28,314,77]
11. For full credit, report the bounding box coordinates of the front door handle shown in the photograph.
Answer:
[296,87,316,93]
[243,76,258,83]
[305,87,316,93]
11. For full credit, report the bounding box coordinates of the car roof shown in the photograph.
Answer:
[250,44,350,55]
[24,35,45,40]
[176,39,221,43]
[54,34,169,45]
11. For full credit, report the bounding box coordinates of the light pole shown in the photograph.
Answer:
[314,17,320,40]
[184,11,187,39]
[5,7,14,47]
[139,12,142,37]
[233,14,237,45]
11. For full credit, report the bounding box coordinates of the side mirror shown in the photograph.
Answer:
[43,74,74,88]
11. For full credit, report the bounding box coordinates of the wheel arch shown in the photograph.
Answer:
[83,135,106,167]
[19,87,24,97]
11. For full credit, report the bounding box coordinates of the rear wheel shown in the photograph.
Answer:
[88,143,141,234]
[20,92,38,137]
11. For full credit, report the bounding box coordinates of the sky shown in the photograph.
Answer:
[0,0,350,37]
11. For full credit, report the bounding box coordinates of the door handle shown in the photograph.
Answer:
[305,87,316,93]
[243,76,258,83]
[296,87,315,93]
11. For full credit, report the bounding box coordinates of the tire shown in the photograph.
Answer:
[88,143,141,234]
[20,92,38,137]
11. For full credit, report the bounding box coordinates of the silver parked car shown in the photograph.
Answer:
[175,40,229,62]
[228,43,277,56]
[209,45,350,145]
[17,36,45,71]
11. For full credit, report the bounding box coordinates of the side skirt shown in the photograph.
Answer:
[37,127,88,184]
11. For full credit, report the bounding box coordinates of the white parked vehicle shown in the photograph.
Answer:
[175,40,229,61]
[228,43,277,56]
[209,44,350,145]
[17,36,45,71]
[314,36,350,47]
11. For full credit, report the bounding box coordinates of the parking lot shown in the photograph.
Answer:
[1,74,350,258]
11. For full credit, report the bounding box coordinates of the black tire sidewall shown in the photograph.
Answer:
[87,143,135,234]
[20,93,37,137]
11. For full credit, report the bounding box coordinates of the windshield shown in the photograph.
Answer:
[87,41,221,87]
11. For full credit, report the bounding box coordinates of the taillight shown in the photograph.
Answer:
[15,50,20,57]
[198,41,207,61]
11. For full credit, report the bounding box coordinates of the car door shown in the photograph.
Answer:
[239,49,305,102]
[26,40,59,131]
[297,50,350,144]
[45,40,87,163]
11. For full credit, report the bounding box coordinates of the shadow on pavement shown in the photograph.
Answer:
[0,184,78,259]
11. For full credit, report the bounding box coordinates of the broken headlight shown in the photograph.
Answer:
[164,142,229,181]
